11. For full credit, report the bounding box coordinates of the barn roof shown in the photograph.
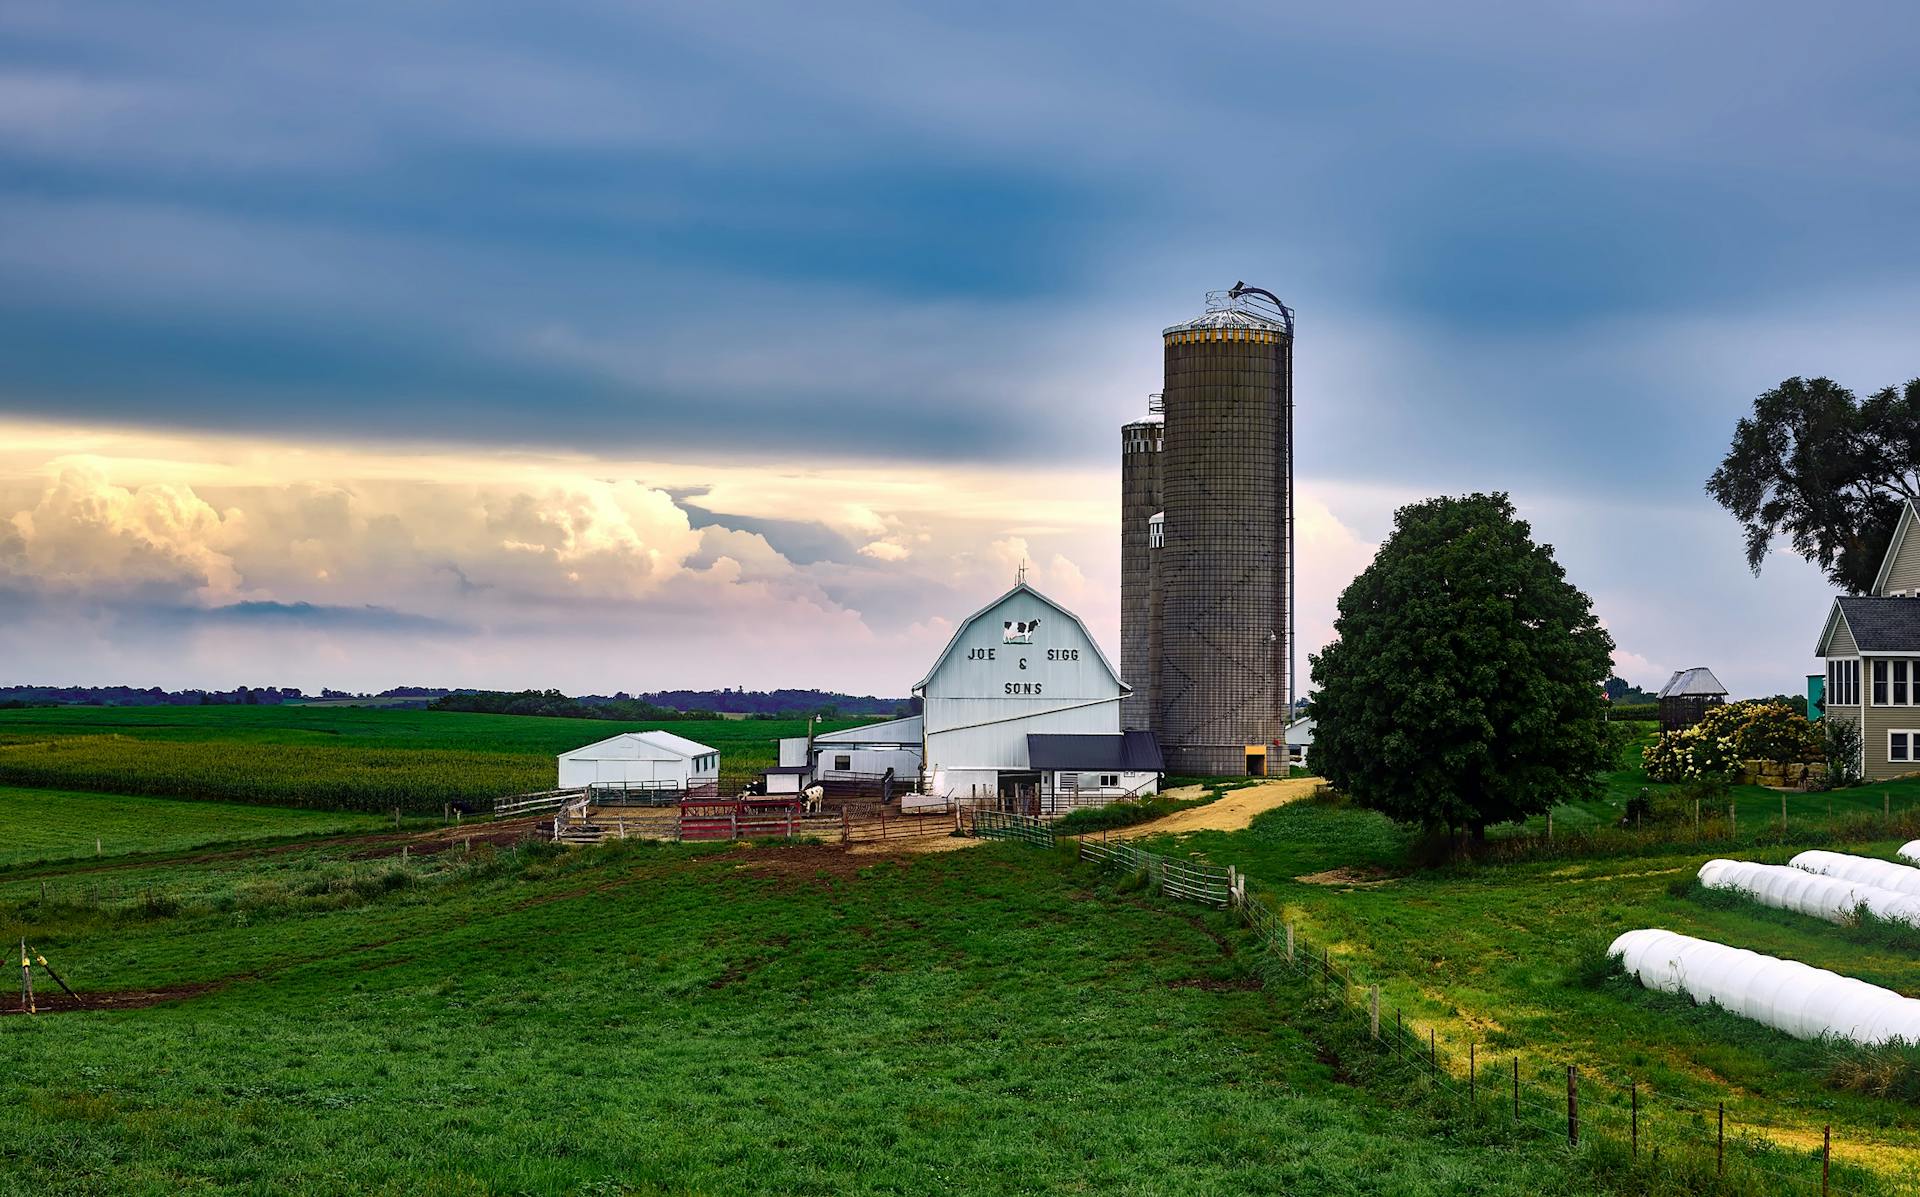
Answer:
[814,714,922,744]
[1026,731,1164,773]
[558,730,717,761]
[911,581,1126,694]
[1657,668,1727,699]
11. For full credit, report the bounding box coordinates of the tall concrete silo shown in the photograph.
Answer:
[1153,285,1294,776]
[1119,417,1163,731]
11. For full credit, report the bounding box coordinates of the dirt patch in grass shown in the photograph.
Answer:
[1166,976,1261,991]
[1296,866,1396,889]
[3,976,234,1016]
[728,843,904,887]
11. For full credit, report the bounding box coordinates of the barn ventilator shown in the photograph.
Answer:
[16,938,81,1014]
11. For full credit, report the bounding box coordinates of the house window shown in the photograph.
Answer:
[1100,774,1119,788]
[1898,661,1911,706]
[1828,658,1860,707]
[1874,660,1888,706]
[834,754,851,771]
[1148,516,1165,550]
[1891,731,1918,763]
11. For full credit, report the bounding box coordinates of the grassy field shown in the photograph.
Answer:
[0,829,1659,1197]
[1140,794,1920,1188]
[2,709,1916,1191]
[0,707,876,812]
[1526,723,1920,839]
[0,786,386,869]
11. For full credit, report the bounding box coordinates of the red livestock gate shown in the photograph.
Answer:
[678,796,803,841]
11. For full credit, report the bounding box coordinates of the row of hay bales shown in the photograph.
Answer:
[1610,842,1920,1046]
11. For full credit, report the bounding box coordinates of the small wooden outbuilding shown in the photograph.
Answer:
[1657,667,1727,732]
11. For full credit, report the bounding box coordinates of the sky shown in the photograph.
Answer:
[3,1,1917,698]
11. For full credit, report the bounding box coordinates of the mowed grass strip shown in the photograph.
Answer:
[0,786,386,870]
[1,837,1608,1197]
[0,708,878,810]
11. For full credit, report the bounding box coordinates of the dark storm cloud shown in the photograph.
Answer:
[2,1,1919,489]
[677,502,858,568]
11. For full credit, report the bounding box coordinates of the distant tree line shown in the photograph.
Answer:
[427,688,918,721]
[0,684,311,707]
[0,682,916,720]
[429,690,704,720]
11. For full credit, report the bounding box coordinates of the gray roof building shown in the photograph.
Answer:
[1657,667,1728,699]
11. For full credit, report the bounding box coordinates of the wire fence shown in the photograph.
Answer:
[1069,835,1901,1197]
[967,809,1057,848]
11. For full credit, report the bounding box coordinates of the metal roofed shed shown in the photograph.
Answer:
[557,731,720,799]
[1024,731,1165,809]
[1657,666,1727,732]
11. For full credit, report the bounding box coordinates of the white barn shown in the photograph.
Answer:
[558,731,720,796]
[915,581,1160,803]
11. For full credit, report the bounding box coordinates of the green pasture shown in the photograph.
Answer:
[0,786,384,870]
[1,836,1631,1197]
[1140,796,1920,1185]
[0,707,876,812]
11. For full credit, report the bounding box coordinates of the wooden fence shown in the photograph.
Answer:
[680,797,805,841]
[839,804,958,846]
[493,789,584,819]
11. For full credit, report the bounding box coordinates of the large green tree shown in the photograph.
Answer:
[1706,376,1920,594]
[1309,493,1614,840]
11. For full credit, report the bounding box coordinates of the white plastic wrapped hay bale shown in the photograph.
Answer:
[1899,840,1920,867]
[1700,858,1920,926]
[1609,929,1920,1045]
[1792,849,1920,898]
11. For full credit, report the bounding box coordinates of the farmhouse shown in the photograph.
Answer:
[1816,498,1920,781]
[915,580,1161,806]
[557,730,720,798]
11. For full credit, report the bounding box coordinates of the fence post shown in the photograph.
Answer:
[1369,985,1380,1040]
[1469,1042,1475,1105]
[1285,923,1294,964]
[1630,1083,1637,1159]
[1567,1065,1578,1146]
[1823,1125,1830,1196]
[1513,1057,1519,1121]
[1429,1028,1436,1082]
[842,807,851,844]
[1546,810,1553,842]
[1717,1103,1724,1175]
[1781,791,1788,833]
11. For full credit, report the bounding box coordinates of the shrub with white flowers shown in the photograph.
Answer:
[1642,700,1821,783]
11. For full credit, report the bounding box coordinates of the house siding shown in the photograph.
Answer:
[1827,618,1858,656]
[1882,524,1920,595]
[1860,659,1920,781]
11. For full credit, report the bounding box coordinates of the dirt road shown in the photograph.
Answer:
[1108,777,1322,839]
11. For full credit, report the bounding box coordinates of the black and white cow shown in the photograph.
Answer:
[1002,617,1041,643]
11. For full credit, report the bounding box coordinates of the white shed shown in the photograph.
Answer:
[557,730,720,797]
[1285,715,1314,770]
[914,580,1156,803]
